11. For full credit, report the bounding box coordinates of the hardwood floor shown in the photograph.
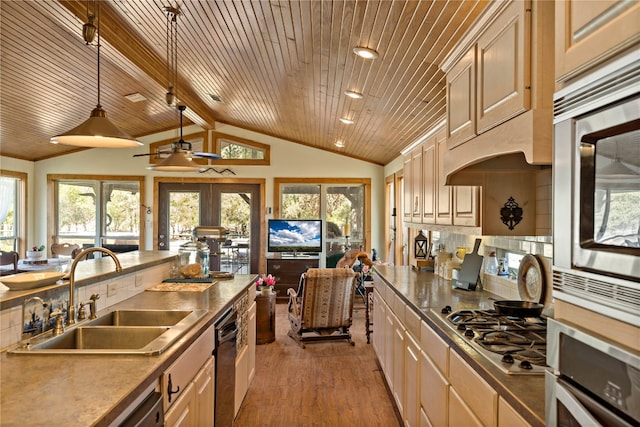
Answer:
[234,298,402,426]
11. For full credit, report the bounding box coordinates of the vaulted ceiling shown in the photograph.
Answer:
[0,0,488,164]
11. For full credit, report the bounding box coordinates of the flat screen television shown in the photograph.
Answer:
[268,219,322,254]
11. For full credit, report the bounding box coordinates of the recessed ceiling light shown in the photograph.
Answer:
[353,46,379,60]
[344,90,364,99]
[124,93,147,103]
[209,94,223,103]
[334,140,345,148]
[339,117,354,125]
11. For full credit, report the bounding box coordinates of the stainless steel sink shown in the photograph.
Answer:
[85,309,193,327]
[9,309,209,356]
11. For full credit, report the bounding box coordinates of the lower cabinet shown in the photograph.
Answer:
[235,296,257,417]
[448,386,483,427]
[165,381,197,427]
[404,332,421,427]
[448,351,497,427]
[498,397,530,427]
[165,358,214,427]
[421,351,449,427]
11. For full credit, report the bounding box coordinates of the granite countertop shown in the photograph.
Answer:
[0,274,256,427]
[374,265,546,427]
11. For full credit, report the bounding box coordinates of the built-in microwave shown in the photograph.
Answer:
[553,51,640,326]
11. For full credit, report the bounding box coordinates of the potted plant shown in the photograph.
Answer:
[256,274,276,295]
[27,245,46,260]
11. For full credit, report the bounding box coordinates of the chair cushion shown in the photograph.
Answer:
[301,268,356,328]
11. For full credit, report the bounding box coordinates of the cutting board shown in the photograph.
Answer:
[452,238,483,291]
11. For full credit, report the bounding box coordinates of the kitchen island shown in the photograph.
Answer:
[0,251,256,426]
[373,265,545,427]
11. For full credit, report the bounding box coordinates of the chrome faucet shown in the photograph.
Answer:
[67,247,122,325]
[21,296,47,341]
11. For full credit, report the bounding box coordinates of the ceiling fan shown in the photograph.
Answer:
[134,105,220,172]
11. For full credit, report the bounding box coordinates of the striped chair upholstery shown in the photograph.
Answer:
[287,268,358,348]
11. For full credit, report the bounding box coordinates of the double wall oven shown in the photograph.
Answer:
[553,50,640,326]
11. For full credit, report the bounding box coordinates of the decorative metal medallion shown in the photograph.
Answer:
[500,197,523,230]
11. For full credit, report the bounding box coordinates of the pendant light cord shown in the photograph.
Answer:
[96,0,101,108]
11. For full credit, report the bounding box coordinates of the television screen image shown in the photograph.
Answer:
[268,219,322,253]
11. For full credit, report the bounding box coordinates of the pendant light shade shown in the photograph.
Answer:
[51,0,140,148]
[149,151,200,172]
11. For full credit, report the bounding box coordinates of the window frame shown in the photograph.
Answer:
[273,178,371,254]
[148,131,209,165]
[212,131,271,166]
[0,169,27,254]
[47,174,145,251]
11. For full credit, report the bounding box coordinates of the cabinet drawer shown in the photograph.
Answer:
[449,351,497,427]
[420,321,449,376]
[392,292,406,324]
[163,324,215,410]
[421,350,449,427]
[404,306,421,341]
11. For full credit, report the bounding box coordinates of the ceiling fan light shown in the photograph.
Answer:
[334,140,345,148]
[51,105,141,148]
[339,117,354,125]
[149,151,200,172]
[353,46,378,59]
[344,90,364,99]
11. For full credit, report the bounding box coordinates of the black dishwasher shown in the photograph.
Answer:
[214,307,238,427]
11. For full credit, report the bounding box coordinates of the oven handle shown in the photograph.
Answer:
[556,381,603,427]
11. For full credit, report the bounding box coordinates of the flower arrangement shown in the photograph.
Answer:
[256,273,276,288]
[27,245,46,260]
[31,245,45,252]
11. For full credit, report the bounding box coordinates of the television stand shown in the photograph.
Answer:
[267,256,319,302]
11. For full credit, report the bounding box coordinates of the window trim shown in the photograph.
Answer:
[0,169,27,255]
[47,174,145,252]
[148,131,209,165]
[212,131,271,165]
[274,177,371,252]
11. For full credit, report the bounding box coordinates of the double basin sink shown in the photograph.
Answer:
[10,309,209,356]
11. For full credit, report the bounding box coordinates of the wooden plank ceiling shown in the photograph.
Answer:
[0,0,488,164]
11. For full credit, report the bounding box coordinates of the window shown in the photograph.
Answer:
[51,176,144,253]
[275,178,370,257]
[213,132,270,165]
[0,171,26,252]
[148,132,208,166]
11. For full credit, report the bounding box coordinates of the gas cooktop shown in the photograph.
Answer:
[434,307,547,375]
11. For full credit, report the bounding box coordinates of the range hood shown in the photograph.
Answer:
[443,108,552,186]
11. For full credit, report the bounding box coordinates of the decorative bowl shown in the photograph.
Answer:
[26,250,45,260]
[0,272,66,291]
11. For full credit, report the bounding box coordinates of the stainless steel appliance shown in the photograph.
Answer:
[546,318,640,427]
[119,391,164,427]
[435,307,547,375]
[553,50,640,326]
[214,307,238,427]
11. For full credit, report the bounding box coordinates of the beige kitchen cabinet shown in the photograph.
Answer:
[247,300,256,384]
[193,358,215,426]
[165,381,197,427]
[435,130,454,225]
[384,299,395,388]
[404,332,421,427]
[446,46,476,149]
[392,308,406,416]
[453,186,479,227]
[420,321,450,427]
[448,386,484,427]
[234,291,256,417]
[498,397,531,427]
[411,148,424,223]
[449,351,498,427]
[372,290,387,372]
[235,345,249,416]
[403,156,414,221]
[421,138,436,224]
[555,0,640,86]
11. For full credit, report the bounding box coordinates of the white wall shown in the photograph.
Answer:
[1,123,386,256]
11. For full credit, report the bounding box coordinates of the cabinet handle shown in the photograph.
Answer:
[167,373,180,403]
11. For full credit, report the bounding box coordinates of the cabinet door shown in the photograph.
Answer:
[448,386,483,427]
[555,0,640,82]
[449,351,497,427]
[235,345,249,416]
[498,397,531,427]
[446,46,476,149]
[384,302,395,388]
[476,0,529,133]
[247,300,257,383]
[165,382,196,427]
[421,352,449,427]
[194,358,214,427]
[404,332,420,427]
[403,156,413,221]
[392,310,406,416]
[421,137,436,224]
[372,290,386,370]
[435,131,452,225]
[453,186,479,226]
[411,148,423,222]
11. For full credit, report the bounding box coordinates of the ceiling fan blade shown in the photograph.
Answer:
[193,151,221,160]
[132,153,156,157]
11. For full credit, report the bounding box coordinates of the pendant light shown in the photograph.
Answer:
[149,105,201,172]
[51,0,141,148]
[165,5,180,107]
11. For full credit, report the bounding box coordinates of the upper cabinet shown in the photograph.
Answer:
[555,0,640,88]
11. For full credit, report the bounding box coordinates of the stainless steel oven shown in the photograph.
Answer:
[546,318,640,427]
[553,50,640,326]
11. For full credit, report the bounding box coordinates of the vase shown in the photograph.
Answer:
[26,250,44,260]
[260,286,272,296]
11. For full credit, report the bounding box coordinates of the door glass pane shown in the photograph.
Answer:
[57,182,97,242]
[220,192,251,274]
[169,192,200,251]
[327,185,364,254]
[103,182,140,247]
[281,184,320,219]
[0,177,17,251]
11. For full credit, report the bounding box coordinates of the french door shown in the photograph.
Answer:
[158,182,260,274]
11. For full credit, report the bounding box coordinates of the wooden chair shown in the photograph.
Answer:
[0,250,19,276]
[51,243,80,258]
[286,268,358,348]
